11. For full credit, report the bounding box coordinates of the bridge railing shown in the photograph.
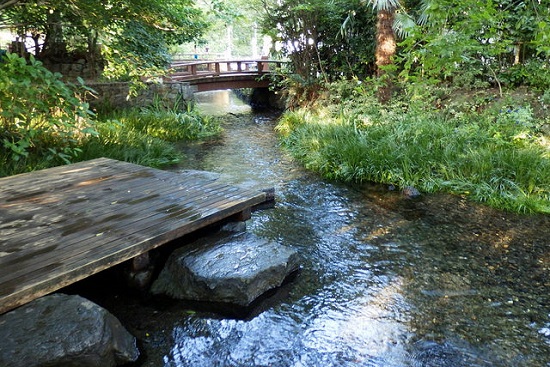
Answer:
[168,59,284,81]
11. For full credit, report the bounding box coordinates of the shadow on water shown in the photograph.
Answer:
[85,90,549,367]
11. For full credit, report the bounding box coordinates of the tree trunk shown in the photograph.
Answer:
[375,8,396,104]
[513,43,522,65]
[41,9,67,62]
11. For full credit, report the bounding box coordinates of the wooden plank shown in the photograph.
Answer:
[1,177,263,276]
[0,176,235,246]
[1,193,262,301]
[0,175,266,310]
[0,158,267,314]
[0,185,262,279]
[0,187,254,274]
[1,193,264,312]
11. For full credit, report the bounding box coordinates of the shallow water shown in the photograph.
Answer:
[120,91,549,367]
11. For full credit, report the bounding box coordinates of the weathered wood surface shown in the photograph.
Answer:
[0,158,266,314]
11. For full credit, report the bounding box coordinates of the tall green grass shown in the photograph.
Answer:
[77,121,182,168]
[78,104,222,168]
[96,103,222,142]
[277,85,550,214]
[1,104,222,176]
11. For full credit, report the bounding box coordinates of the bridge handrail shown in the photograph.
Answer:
[171,59,284,67]
[169,59,285,80]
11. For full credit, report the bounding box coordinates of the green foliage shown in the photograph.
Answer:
[1,0,208,82]
[0,53,96,170]
[0,52,221,176]
[500,60,550,90]
[176,0,260,58]
[77,103,222,168]
[261,0,375,82]
[398,0,550,88]
[99,0,208,81]
[277,81,550,214]
[259,0,548,97]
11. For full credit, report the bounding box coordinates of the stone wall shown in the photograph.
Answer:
[86,81,196,110]
[43,59,100,80]
[39,59,195,109]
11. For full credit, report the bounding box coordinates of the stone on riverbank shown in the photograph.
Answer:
[151,232,300,306]
[402,186,421,199]
[0,293,139,367]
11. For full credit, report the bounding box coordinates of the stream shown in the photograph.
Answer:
[102,90,549,367]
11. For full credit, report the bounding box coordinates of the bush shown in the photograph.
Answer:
[500,60,550,90]
[0,54,221,176]
[0,53,96,169]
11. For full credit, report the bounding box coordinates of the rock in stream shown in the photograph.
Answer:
[151,232,300,307]
[0,293,139,367]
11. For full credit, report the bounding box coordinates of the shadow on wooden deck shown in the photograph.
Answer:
[0,158,269,314]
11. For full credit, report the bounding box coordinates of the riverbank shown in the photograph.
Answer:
[277,82,550,214]
[0,101,221,177]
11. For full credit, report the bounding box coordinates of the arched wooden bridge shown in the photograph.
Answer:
[167,59,283,92]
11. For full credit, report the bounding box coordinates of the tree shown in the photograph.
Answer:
[181,0,254,58]
[0,0,208,80]
[399,0,550,90]
[365,0,401,102]
[261,0,403,102]
[260,0,375,82]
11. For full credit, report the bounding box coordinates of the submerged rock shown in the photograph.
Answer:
[151,232,300,306]
[0,293,139,367]
[402,186,421,199]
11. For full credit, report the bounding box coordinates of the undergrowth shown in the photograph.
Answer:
[277,81,550,214]
[0,53,222,176]
[77,102,222,168]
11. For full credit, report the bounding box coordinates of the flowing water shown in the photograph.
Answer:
[111,91,549,367]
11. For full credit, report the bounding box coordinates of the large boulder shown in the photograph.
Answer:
[151,232,300,306]
[0,293,139,367]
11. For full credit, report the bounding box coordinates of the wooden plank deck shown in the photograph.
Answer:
[0,158,267,314]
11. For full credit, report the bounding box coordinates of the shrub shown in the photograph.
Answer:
[278,82,550,214]
[0,53,96,168]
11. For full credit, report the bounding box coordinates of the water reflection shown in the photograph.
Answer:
[194,90,252,116]
[159,91,550,367]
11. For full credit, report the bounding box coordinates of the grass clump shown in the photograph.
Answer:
[277,82,550,214]
[78,103,222,168]
[1,94,222,176]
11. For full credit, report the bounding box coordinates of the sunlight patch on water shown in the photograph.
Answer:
[193,90,251,116]
[300,277,411,366]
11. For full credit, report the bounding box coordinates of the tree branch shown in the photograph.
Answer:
[0,0,50,10]
[0,0,24,11]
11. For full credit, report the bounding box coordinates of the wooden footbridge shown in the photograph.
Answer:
[0,158,269,314]
[168,59,284,92]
